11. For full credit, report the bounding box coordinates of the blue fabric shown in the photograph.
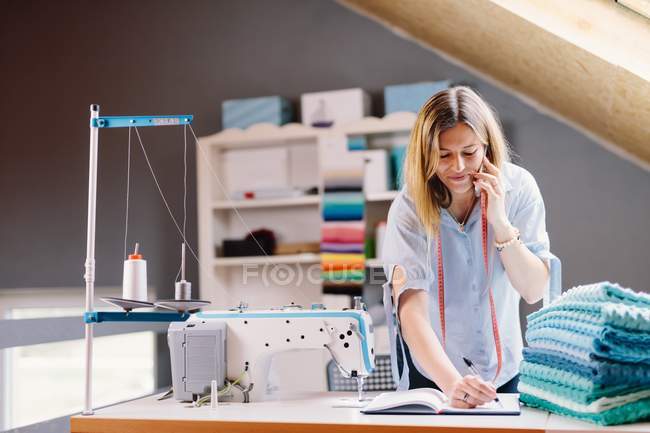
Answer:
[522,347,650,386]
[322,192,365,221]
[519,361,649,401]
[381,162,562,389]
[519,282,650,425]
[525,284,650,364]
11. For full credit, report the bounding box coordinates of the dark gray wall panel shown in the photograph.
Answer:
[1,0,648,299]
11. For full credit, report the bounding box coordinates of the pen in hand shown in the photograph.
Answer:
[462,356,502,407]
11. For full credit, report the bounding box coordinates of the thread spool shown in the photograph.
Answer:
[175,242,192,300]
[211,380,218,409]
[123,242,147,301]
[175,280,191,300]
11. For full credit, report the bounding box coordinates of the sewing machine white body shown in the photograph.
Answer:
[168,304,375,402]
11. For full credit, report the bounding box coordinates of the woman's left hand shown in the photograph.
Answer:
[473,156,511,235]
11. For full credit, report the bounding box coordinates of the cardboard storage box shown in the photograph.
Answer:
[222,96,293,130]
[301,88,370,128]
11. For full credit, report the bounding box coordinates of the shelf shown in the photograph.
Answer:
[212,191,397,210]
[339,112,417,136]
[212,195,321,210]
[365,258,384,268]
[214,254,387,268]
[366,190,399,202]
[84,311,189,323]
[199,123,322,149]
[214,253,321,267]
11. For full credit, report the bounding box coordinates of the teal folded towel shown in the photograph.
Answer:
[519,385,650,426]
[526,322,650,364]
[522,347,650,386]
[520,282,650,425]
[525,282,650,364]
[519,361,647,403]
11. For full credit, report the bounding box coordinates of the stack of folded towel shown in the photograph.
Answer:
[321,166,366,291]
[518,281,650,425]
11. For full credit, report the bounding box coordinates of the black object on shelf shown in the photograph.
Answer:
[222,228,276,257]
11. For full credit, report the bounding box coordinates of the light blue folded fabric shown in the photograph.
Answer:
[519,361,648,402]
[527,301,650,333]
[522,347,650,386]
[528,282,650,322]
[526,324,650,364]
[525,282,650,363]
[519,282,650,425]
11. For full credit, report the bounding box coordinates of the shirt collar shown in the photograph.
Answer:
[501,171,514,192]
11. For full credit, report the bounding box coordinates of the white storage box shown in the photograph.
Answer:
[289,145,319,190]
[222,147,289,194]
[359,149,391,194]
[301,88,370,127]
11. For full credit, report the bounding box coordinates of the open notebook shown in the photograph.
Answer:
[361,388,521,415]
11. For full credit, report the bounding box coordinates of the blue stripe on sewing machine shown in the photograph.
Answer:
[91,115,193,128]
[195,310,374,374]
[84,311,190,323]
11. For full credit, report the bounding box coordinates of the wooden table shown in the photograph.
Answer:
[70,392,650,433]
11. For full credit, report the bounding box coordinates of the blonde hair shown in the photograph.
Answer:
[404,86,510,237]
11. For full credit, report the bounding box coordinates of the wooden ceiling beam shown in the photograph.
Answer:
[340,0,650,169]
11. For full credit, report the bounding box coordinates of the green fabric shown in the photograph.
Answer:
[321,270,365,281]
[519,371,646,404]
[520,392,650,426]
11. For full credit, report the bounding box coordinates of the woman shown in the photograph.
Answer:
[382,86,561,408]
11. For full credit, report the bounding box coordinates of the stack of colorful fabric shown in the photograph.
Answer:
[321,166,365,292]
[519,281,650,425]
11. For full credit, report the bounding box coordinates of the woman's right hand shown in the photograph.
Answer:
[446,375,497,408]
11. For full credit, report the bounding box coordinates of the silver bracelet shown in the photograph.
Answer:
[495,227,521,252]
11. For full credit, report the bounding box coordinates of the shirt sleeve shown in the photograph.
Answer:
[380,191,432,389]
[381,191,432,308]
[510,171,562,305]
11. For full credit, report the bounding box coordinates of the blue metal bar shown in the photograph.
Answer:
[84,311,189,323]
[0,317,169,349]
[91,115,193,128]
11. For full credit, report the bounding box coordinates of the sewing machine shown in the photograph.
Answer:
[168,298,375,402]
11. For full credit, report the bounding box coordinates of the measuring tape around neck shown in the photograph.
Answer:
[436,191,503,382]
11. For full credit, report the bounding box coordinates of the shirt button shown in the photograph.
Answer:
[478,349,486,355]
[472,284,478,291]
[467,258,472,265]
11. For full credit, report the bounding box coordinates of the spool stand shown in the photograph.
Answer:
[82,105,195,415]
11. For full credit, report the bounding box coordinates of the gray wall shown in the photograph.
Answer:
[1,0,648,299]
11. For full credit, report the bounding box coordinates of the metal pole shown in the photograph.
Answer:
[83,104,100,415]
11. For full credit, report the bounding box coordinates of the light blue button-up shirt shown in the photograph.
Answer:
[382,162,562,389]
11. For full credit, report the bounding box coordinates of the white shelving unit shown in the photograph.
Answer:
[212,195,321,210]
[213,253,320,267]
[196,113,416,308]
[197,122,324,309]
